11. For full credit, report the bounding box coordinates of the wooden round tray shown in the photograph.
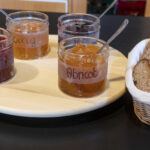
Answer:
[0,35,127,118]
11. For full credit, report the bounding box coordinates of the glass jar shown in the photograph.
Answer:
[58,36,109,97]
[58,13,100,42]
[0,28,15,83]
[6,11,49,60]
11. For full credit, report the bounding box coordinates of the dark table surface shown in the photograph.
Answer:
[0,10,150,150]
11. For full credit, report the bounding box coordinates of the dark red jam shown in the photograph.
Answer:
[0,36,14,83]
[0,36,6,41]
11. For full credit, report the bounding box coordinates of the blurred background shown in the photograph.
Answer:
[88,0,146,16]
[0,0,149,17]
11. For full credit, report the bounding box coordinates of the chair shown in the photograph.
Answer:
[145,0,150,17]
[68,0,87,13]
[0,0,87,13]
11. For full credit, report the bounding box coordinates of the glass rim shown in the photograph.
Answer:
[0,28,12,45]
[58,13,100,27]
[7,10,49,22]
[59,36,109,57]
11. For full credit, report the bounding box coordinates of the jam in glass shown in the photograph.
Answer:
[58,13,100,42]
[6,11,49,60]
[58,37,109,97]
[0,28,15,83]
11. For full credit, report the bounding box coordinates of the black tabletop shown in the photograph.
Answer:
[0,10,150,150]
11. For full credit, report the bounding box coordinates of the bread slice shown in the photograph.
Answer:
[133,41,150,92]
[140,41,150,60]
[133,59,150,92]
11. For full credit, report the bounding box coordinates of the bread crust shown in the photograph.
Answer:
[133,59,150,92]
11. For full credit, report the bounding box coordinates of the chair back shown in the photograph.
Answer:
[145,0,150,17]
[0,0,87,13]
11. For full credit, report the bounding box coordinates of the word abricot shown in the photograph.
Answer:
[66,67,98,80]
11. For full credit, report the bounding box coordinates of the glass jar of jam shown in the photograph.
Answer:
[6,11,49,60]
[58,37,109,97]
[58,13,100,42]
[0,28,15,83]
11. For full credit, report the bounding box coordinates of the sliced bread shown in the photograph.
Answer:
[133,41,150,92]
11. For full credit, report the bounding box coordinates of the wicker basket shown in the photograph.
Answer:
[126,39,150,125]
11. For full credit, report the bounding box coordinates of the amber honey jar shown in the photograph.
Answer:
[0,28,15,83]
[58,37,109,97]
[6,11,49,60]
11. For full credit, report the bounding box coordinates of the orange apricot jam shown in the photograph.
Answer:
[58,43,108,97]
[8,20,49,59]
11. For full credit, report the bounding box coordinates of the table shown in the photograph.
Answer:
[0,10,150,150]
